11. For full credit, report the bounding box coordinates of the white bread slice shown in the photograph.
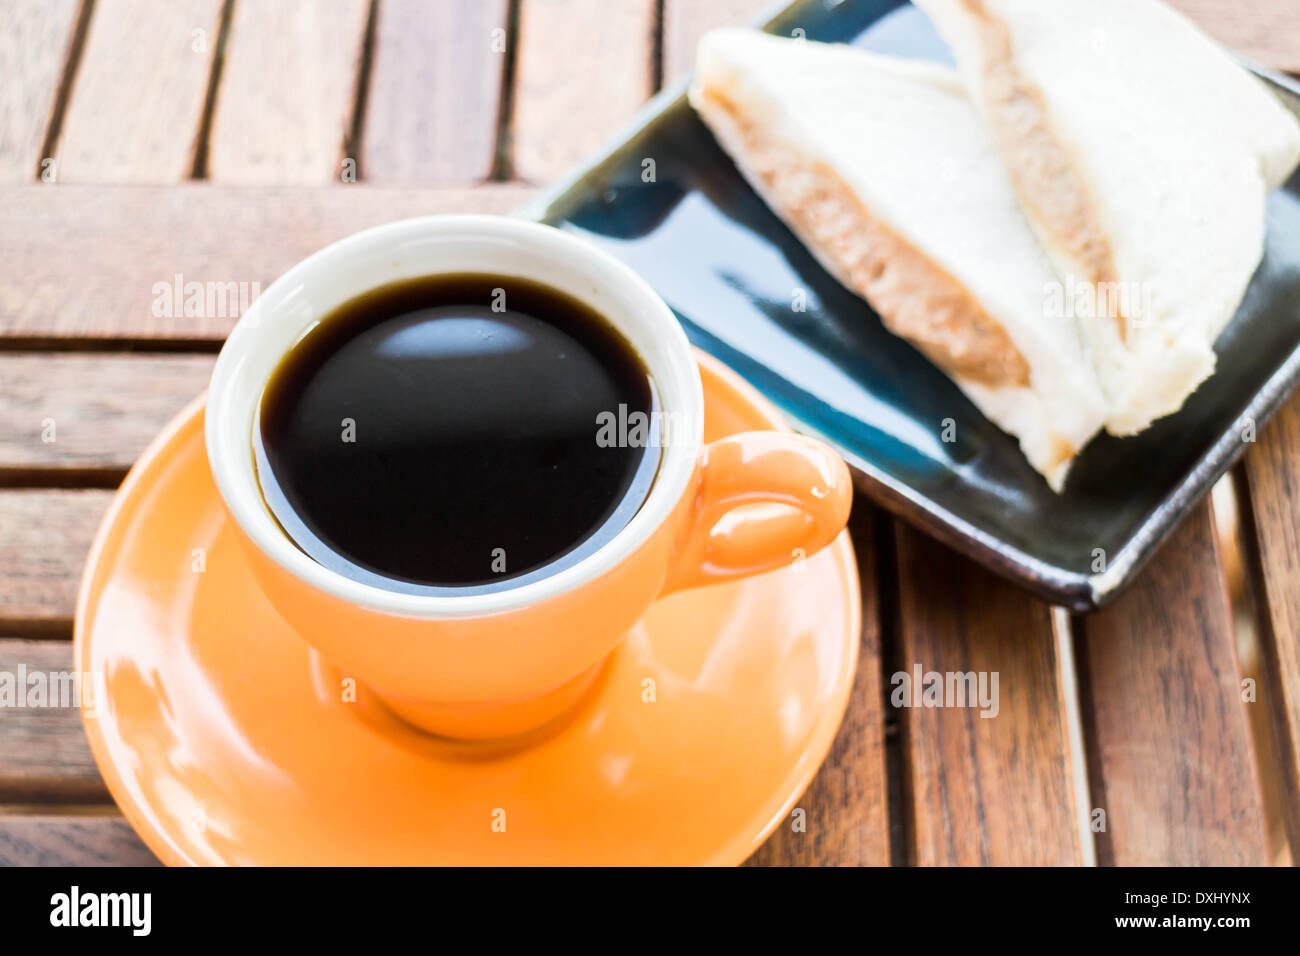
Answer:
[689,29,1106,489]
[914,0,1300,435]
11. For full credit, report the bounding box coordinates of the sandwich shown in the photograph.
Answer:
[913,0,1300,434]
[689,29,1107,489]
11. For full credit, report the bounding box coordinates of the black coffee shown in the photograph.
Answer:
[254,273,660,595]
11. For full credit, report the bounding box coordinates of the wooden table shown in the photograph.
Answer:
[2,0,1299,867]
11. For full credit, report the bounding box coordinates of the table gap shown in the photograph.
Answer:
[0,469,124,491]
[341,0,379,180]
[32,0,96,181]
[489,0,524,181]
[1228,464,1300,864]
[870,512,911,866]
[187,0,235,181]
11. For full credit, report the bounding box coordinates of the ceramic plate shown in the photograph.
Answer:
[521,0,1300,610]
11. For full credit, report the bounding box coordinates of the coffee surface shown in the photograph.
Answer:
[255,273,660,594]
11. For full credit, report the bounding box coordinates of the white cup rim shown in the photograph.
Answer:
[205,215,704,619]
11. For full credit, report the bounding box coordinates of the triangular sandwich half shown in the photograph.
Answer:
[689,29,1107,490]
[914,0,1300,434]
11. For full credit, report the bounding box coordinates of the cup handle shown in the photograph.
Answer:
[661,431,853,595]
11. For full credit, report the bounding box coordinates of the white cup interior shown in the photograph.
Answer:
[205,215,703,618]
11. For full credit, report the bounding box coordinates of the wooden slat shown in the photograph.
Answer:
[1239,395,1300,853]
[0,0,83,182]
[1170,0,1300,75]
[0,639,106,802]
[206,0,370,184]
[0,182,535,340]
[0,816,158,865]
[747,505,889,865]
[53,0,223,183]
[0,354,213,480]
[1073,505,1269,865]
[0,490,112,634]
[895,524,1082,865]
[361,0,508,184]
[512,0,657,183]
[661,0,774,85]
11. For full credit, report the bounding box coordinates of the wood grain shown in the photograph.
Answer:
[894,523,1082,865]
[206,0,370,184]
[511,0,657,183]
[0,490,112,635]
[0,639,106,803]
[1170,0,1300,74]
[53,0,223,183]
[361,0,508,184]
[0,354,213,481]
[747,505,890,865]
[0,816,158,865]
[660,0,775,85]
[1073,506,1268,866]
[1239,394,1300,854]
[0,0,83,183]
[0,182,535,340]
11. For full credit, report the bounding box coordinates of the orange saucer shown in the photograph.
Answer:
[75,351,860,865]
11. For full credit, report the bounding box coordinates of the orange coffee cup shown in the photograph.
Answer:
[205,216,851,739]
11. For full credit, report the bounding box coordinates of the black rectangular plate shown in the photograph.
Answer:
[522,0,1300,611]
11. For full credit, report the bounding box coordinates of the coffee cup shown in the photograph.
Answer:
[206,215,851,739]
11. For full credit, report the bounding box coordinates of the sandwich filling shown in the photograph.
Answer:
[697,88,1032,390]
[957,0,1125,340]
